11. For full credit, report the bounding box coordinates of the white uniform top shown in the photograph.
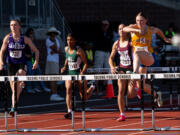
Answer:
[46,37,60,63]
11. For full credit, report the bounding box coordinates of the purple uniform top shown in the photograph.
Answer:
[116,40,133,69]
[6,34,26,64]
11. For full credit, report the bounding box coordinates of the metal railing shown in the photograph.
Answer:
[0,0,71,42]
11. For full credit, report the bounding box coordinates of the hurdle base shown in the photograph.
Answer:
[126,107,179,111]
[158,127,180,131]
[7,129,18,132]
[18,128,83,132]
[85,128,153,132]
[0,130,7,132]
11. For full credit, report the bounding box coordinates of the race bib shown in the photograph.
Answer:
[120,50,131,66]
[134,46,148,52]
[121,59,131,66]
[9,50,22,58]
[68,62,79,70]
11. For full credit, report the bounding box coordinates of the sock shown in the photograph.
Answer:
[120,113,125,116]
[68,109,72,113]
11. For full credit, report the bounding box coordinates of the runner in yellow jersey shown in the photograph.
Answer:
[123,12,171,107]
[123,12,171,72]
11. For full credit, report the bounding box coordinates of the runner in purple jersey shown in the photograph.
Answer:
[0,19,39,117]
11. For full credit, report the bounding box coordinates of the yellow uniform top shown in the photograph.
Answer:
[131,26,153,53]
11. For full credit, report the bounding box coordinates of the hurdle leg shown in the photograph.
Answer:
[140,75,144,128]
[150,75,155,129]
[14,77,18,130]
[177,80,180,107]
[71,76,76,129]
[81,76,86,130]
[4,77,8,130]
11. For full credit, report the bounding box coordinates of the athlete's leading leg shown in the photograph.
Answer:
[133,51,154,73]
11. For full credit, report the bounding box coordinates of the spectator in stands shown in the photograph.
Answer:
[45,27,64,101]
[165,23,176,39]
[109,24,136,121]
[25,28,51,93]
[61,33,95,119]
[84,42,94,68]
[94,20,113,68]
[93,20,113,95]
[112,24,120,42]
[0,18,39,117]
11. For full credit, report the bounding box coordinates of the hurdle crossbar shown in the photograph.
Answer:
[87,66,180,73]
[79,73,180,81]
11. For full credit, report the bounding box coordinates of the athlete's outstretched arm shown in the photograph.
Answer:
[151,27,171,43]
[123,24,140,33]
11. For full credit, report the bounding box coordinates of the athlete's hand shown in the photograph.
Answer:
[164,38,171,44]
[32,62,38,70]
[61,66,66,74]
[111,67,118,74]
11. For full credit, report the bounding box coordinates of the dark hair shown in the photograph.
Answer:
[67,33,78,40]
[10,18,21,26]
[136,12,148,20]
[25,28,34,37]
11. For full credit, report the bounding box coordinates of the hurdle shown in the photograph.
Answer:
[79,73,153,132]
[79,73,180,132]
[0,75,9,132]
[2,75,83,132]
[87,67,180,111]
[147,73,180,131]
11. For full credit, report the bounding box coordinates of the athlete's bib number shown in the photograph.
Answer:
[9,50,22,58]
[121,60,131,66]
[68,62,79,70]
[120,50,131,66]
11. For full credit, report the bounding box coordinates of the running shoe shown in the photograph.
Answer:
[33,88,42,92]
[116,115,125,121]
[154,91,163,107]
[64,112,72,119]
[50,94,64,101]
[9,107,15,117]
[43,87,51,92]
